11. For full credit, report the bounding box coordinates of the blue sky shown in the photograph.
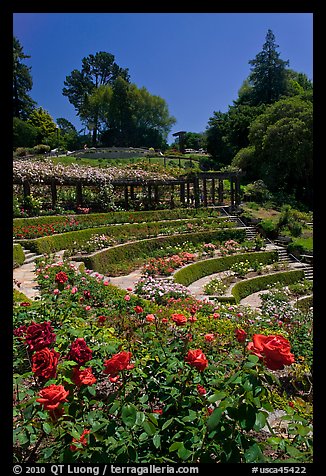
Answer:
[13,12,313,144]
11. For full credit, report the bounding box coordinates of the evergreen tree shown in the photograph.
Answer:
[248,29,289,105]
[13,36,36,119]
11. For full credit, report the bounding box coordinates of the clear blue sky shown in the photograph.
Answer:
[13,12,313,144]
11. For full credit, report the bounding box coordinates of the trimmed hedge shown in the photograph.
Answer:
[13,207,223,231]
[13,243,25,268]
[13,289,32,303]
[77,228,246,276]
[18,217,235,255]
[231,269,305,303]
[295,295,313,311]
[174,251,278,287]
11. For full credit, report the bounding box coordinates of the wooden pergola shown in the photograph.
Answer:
[14,170,243,211]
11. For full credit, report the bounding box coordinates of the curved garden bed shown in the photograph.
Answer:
[173,250,278,287]
[16,217,236,255]
[76,228,246,275]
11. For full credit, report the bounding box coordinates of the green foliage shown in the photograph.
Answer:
[174,250,277,287]
[231,270,305,303]
[13,36,36,120]
[13,244,25,268]
[13,117,39,148]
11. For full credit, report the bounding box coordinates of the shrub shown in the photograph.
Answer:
[231,270,305,303]
[174,251,277,287]
[13,244,25,268]
[32,144,51,155]
[258,219,279,239]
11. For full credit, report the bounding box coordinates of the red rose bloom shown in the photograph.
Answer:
[185,349,208,372]
[25,321,56,351]
[103,351,134,377]
[204,333,215,342]
[146,314,155,322]
[197,384,207,395]
[14,324,27,338]
[36,384,69,411]
[72,367,97,387]
[70,429,90,452]
[235,328,247,343]
[134,306,143,314]
[55,271,68,284]
[171,313,188,326]
[32,347,60,380]
[247,334,295,370]
[67,338,93,365]
[20,301,30,307]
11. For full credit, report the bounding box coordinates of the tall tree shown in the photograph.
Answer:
[27,107,57,145]
[247,29,289,105]
[13,36,36,119]
[62,51,130,145]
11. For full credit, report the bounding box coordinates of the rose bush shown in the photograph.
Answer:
[13,255,313,464]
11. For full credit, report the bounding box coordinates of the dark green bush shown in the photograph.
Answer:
[174,251,277,287]
[231,270,305,303]
[257,219,279,239]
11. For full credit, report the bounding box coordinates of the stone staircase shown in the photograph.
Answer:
[18,245,43,265]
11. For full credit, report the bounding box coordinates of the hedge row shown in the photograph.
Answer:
[18,218,236,255]
[13,243,25,268]
[231,269,305,303]
[78,228,246,276]
[13,207,222,231]
[173,251,278,287]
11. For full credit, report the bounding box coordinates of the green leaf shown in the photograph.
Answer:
[42,422,52,435]
[178,444,192,460]
[169,441,183,452]
[244,442,265,463]
[207,391,227,403]
[136,412,146,426]
[88,386,96,396]
[254,411,267,431]
[142,420,156,436]
[162,418,174,431]
[247,354,260,364]
[153,434,161,449]
[207,407,223,432]
[121,404,137,428]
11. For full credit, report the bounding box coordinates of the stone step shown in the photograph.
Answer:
[24,254,43,264]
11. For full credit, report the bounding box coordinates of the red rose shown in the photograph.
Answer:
[36,384,69,411]
[72,366,97,387]
[204,333,215,342]
[146,314,155,323]
[247,334,295,370]
[103,351,134,377]
[70,429,90,452]
[25,321,56,351]
[20,301,30,307]
[197,384,207,395]
[134,306,143,314]
[32,347,60,380]
[235,328,247,343]
[67,338,93,365]
[171,313,188,326]
[185,349,208,372]
[55,271,68,284]
[14,324,27,338]
[98,315,106,323]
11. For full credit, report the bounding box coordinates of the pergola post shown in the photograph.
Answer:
[194,177,200,208]
[211,178,215,205]
[148,184,152,209]
[124,184,129,210]
[203,178,208,207]
[218,179,224,204]
[51,180,57,209]
[180,182,185,205]
[230,178,235,210]
[130,185,135,201]
[235,176,241,207]
[170,184,175,209]
[76,182,83,207]
[154,185,159,205]
[186,181,190,204]
[23,180,31,199]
